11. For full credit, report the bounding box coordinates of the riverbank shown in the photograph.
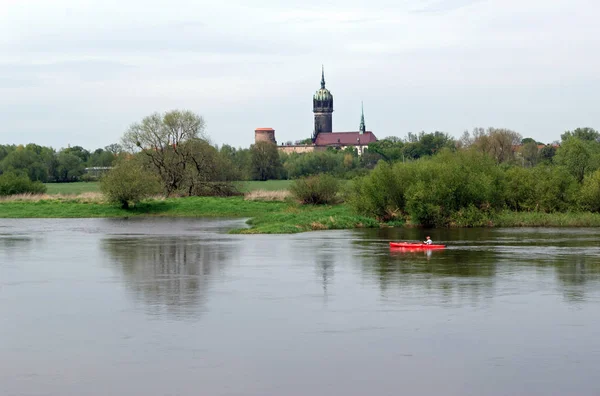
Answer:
[3,194,600,233]
[0,194,382,234]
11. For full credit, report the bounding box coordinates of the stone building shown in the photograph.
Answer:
[255,67,378,155]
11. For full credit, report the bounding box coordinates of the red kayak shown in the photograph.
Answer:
[389,242,446,249]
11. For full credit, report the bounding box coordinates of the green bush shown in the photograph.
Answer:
[290,174,339,205]
[349,149,504,226]
[100,159,161,208]
[0,172,47,196]
[579,169,600,212]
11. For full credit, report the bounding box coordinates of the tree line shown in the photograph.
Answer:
[349,127,600,226]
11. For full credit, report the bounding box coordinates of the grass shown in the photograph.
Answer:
[234,180,293,192]
[45,182,100,195]
[492,210,600,227]
[0,192,397,234]
[44,180,294,195]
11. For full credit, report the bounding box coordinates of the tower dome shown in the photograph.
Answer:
[313,66,333,140]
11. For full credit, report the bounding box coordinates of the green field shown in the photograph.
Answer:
[44,180,293,195]
[45,182,101,195]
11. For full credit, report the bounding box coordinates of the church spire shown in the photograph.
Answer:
[359,102,366,134]
[321,65,325,89]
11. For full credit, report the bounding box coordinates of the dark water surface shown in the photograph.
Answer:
[2,218,600,396]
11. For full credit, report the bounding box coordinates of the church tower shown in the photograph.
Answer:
[313,66,333,141]
[359,102,366,134]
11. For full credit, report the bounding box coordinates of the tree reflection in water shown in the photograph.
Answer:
[351,227,600,305]
[101,236,239,319]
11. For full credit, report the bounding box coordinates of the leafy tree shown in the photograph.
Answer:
[250,141,283,181]
[555,137,598,183]
[521,142,539,167]
[122,110,207,195]
[539,145,557,164]
[88,148,116,167]
[561,127,599,143]
[0,148,48,182]
[100,157,161,209]
[63,146,90,163]
[367,137,404,162]
[580,169,600,212]
[56,151,85,182]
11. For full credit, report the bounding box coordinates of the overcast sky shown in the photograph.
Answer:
[1,0,599,150]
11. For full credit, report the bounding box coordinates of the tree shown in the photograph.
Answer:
[250,141,282,181]
[63,146,90,163]
[521,142,539,167]
[100,157,161,209]
[122,110,207,195]
[555,137,598,183]
[56,151,84,182]
[472,127,522,163]
[0,148,48,182]
[561,127,599,143]
[539,145,557,164]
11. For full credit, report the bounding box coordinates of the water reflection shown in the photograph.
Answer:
[356,246,497,305]
[101,236,239,319]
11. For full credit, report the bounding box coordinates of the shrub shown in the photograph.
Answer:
[290,174,339,205]
[580,169,600,212]
[0,172,46,196]
[100,159,161,209]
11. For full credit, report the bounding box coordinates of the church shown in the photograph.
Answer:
[254,67,378,155]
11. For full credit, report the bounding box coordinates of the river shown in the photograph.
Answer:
[1,218,600,396]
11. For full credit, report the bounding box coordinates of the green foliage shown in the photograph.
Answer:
[56,151,85,182]
[0,172,47,196]
[350,149,503,226]
[561,127,599,142]
[539,145,557,164]
[284,151,345,179]
[100,158,161,209]
[530,166,578,212]
[347,161,410,221]
[290,174,340,205]
[504,167,536,211]
[555,137,600,183]
[579,169,600,212]
[250,141,283,181]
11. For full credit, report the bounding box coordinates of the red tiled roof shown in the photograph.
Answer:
[315,131,377,146]
[255,127,275,131]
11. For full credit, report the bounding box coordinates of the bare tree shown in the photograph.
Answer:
[471,127,522,163]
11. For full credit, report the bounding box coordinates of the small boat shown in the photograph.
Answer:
[389,242,446,249]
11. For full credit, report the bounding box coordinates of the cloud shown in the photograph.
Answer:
[1,0,599,149]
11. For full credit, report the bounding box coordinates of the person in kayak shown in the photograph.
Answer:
[424,236,433,245]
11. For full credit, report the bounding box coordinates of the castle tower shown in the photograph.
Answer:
[313,66,333,141]
[254,128,276,145]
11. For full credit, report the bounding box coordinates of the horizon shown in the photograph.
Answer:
[2,0,599,150]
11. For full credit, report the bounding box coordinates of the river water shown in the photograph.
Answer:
[1,218,600,396]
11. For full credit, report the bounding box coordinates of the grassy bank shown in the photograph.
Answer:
[43,180,293,195]
[4,193,600,233]
[0,195,383,234]
[492,210,600,227]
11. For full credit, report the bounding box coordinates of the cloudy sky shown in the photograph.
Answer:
[1,0,599,150]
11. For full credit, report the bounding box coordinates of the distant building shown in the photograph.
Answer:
[254,67,377,155]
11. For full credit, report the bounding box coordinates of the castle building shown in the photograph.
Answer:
[255,67,378,155]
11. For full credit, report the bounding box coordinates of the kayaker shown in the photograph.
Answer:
[424,236,432,245]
